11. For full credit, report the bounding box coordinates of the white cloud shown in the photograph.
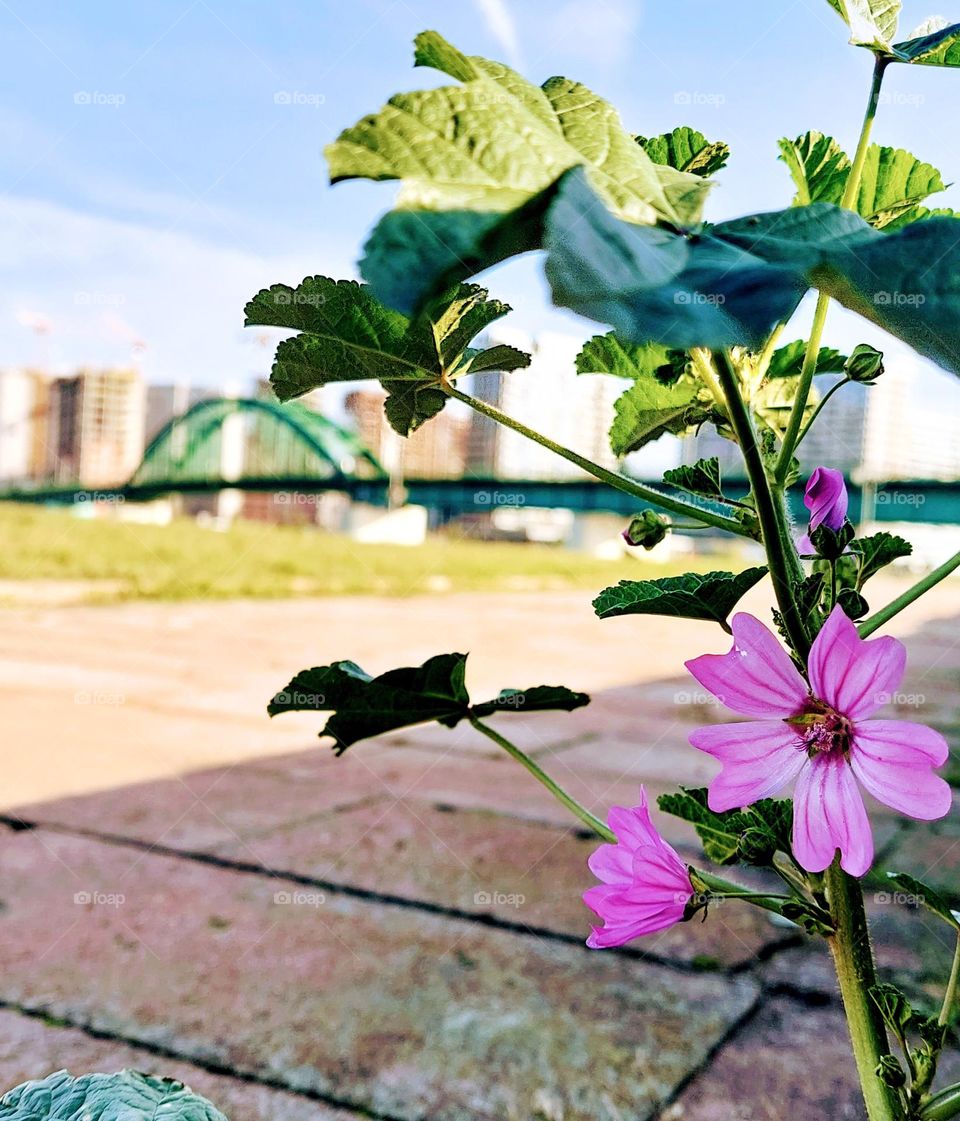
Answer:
[0,194,353,387]
[471,0,523,67]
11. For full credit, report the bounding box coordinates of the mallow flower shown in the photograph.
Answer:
[804,465,848,533]
[584,786,693,947]
[686,606,951,876]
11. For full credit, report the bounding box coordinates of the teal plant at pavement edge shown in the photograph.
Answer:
[247,6,960,1119]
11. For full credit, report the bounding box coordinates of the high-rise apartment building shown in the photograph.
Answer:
[46,367,145,486]
[465,330,622,478]
[344,388,468,478]
[0,368,50,483]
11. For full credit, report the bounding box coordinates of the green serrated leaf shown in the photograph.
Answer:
[852,531,912,587]
[330,30,712,314]
[826,0,901,49]
[545,169,808,350]
[472,685,590,718]
[657,788,741,864]
[886,872,960,930]
[576,333,671,380]
[244,278,530,436]
[810,218,960,375]
[778,131,946,229]
[593,567,768,626]
[766,339,848,379]
[609,376,703,456]
[663,457,723,499]
[637,127,730,178]
[269,654,589,752]
[892,20,960,64]
[0,1071,227,1121]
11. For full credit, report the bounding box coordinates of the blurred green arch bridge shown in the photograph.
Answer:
[2,395,959,526]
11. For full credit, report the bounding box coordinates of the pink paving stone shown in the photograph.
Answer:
[0,829,758,1121]
[0,1011,362,1121]
[211,798,792,968]
[8,754,393,850]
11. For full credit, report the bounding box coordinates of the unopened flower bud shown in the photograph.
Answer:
[622,510,668,550]
[844,343,884,384]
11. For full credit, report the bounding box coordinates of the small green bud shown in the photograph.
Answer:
[810,519,855,560]
[622,510,669,550]
[845,343,884,384]
[837,588,869,620]
[875,1054,907,1089]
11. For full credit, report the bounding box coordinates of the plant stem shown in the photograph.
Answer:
[939,933,960,1028]
[921,1084,960,1120]
[859,550,960,638]
[469,717,614,841]
[825,863,900,1121]
[442,383,748,536]
[793,377,852,450]
[774,54,888,484]
[694,869,799,918]
[712,350,811,657]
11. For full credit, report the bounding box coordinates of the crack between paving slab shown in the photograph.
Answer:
[649,986,767,1121]
[0,814,794,977]
[0,997,402,1121]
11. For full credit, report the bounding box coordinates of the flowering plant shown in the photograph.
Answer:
[246,5,960,1119]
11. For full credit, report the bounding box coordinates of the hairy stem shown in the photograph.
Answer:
[442,383,748,535]
[775,55,888,484]
[859,550,960,638]
[825,863,900,1121]
[712,350,810,657]
[939,933,960,1028]
[470,718,614,841]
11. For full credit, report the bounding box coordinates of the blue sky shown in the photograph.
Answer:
[4,0,960,399]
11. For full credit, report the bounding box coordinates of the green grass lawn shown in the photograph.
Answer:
[0,501,744,602]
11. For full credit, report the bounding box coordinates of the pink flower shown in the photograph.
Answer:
[685,606,951,876]
[804,466,848,533]
[584,786,693,947]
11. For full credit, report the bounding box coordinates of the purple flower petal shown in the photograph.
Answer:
[689,720,806,811]
[792,755,873,877]
[584,785,692,948]
[808,605,906,719]
[804,466,848,532]
[685,613,808,718]
[850,720,953,820]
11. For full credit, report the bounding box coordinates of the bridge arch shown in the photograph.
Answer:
[129,397,385,490]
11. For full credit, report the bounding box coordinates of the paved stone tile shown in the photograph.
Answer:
[213,798,793,969]
[8,755,394,850]
[0,1010,361,1121]
[661,997,869,1121]
[0,830,758,1121]
[880,812,960,903]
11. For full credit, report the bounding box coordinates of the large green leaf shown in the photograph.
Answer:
[766,339,848,379]
[637,127,730,178]
[544,169,808,349]
[658,787,793,867]
[609,378,706,456]
[593,567,768,626]
[0,1072,227,1121]
[826,0,901,50]
[329,31,711,314]
[663,457,723,499]
[891,18,960,64]
[852,531,912,587]
[778,131,946,228]
[886,871,960,928]
[269,653,589,753]
[244,278,530,435]
[811,218,960,374]
[575,333,671,380]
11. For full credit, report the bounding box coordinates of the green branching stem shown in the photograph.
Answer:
[442,383,748,536]
[793,376,852,450]
[939,933,960,1028]
[469,717,614,841]
[859,550,960,638]
[712,350,810,657]
[775,54,888,484]
[922,1084,960,1120]
[826,863,900,1121]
